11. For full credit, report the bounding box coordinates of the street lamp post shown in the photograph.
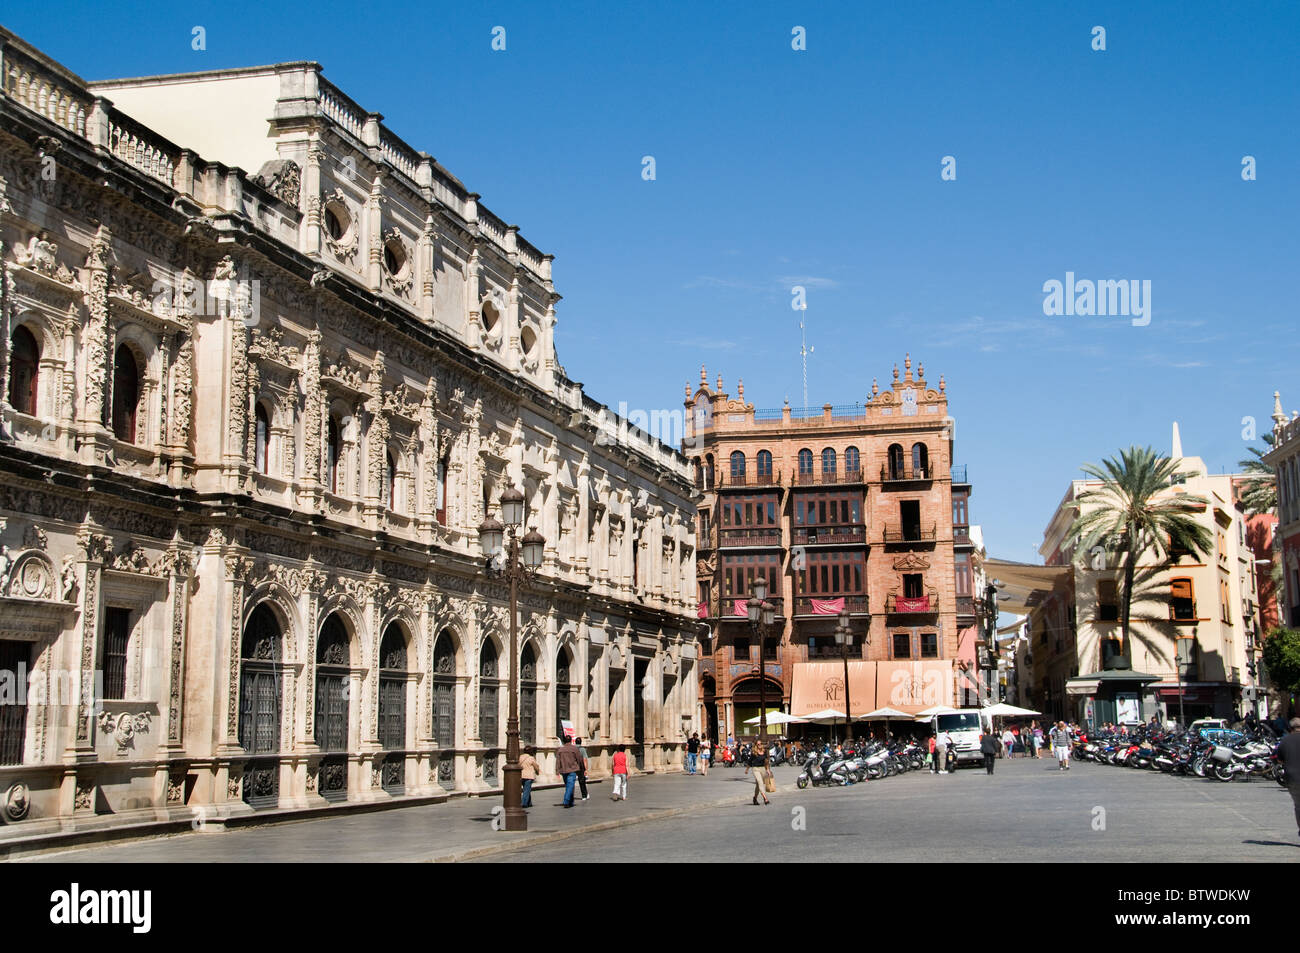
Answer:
[747,576,774,743]
[477,486,545,833]
[1175,631,1194,730]
[835,609,853,745]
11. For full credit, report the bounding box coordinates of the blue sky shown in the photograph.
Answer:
[9,1,1298,562]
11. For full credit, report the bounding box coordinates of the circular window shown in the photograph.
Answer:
[520,325,537,355]
[383,240,406,276]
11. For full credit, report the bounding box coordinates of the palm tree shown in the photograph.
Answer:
[1067,446,1214,665]
[1236,432,1276,516]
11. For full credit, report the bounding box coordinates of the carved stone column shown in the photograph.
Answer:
[77,225,113,464]
[163,538,194,748]
[71,526,112,753]
[300,328,322,510]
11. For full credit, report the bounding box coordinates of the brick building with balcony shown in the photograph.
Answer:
[684,356,974,739]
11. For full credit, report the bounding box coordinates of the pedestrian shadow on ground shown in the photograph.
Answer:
[1243,839,1299,848]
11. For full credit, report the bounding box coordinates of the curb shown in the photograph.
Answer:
[428,783,799,863]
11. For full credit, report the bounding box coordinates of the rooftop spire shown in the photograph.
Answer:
[1171,421,1183,460]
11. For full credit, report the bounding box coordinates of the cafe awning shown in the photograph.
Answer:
[790,662,876,717]
[984,558,1073,615]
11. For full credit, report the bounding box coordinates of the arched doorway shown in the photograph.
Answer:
[555,646,573,741]
[701,674,717,744]
[239,603,282,806]
[315,613,350,799]
[520,642,538,746]
[378,622,407,791]
[432,630,457,787]
[479,640,500,784]
[730,676,785,739]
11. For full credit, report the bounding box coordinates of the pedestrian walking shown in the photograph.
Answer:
[980,730,998,774]
[745,739,771,805]
[610,744,630,801]
[574,736,590,801]
[1001,727,1015,759]
[1050,720,1072,771]
[556,736,584,807]
[1276,717,1300,839]
[1032,722,1044,759]
[700,737,711,775]
[519,745,540,808]
[928,734,937,773]
[686,732,700,775]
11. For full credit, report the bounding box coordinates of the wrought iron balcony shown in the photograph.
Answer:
[880,465,932,483]
[885,591,939,614]
[718,470,781,488]
[718,596,785,620]
[792,594,869,617]
[719,527,782,548]
[792,524,866,546]
[881,524,937,544]
[792,468,865,487]
[951,464,969,484]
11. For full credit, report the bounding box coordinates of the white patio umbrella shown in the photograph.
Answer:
[863,706,912,719]
[797,709,848,724]
[743,711,809,725]
[914,705,961,719]
[981,703,1040,718]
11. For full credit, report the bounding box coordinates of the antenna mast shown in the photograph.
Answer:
[799,317,813,412]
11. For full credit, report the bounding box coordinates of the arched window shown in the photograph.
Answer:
[887,444,904,480]
[756,450,773,481]
[436,455,448,524]
[845,446,860,476]
[555,647,572,740]
[385,450,397,509]
[255,404,270,474]
[520,642,538,745]
[327,415,341,493]
[912,443,929,478]
[111,344,140,443]
[238,604,282,756]
[432,631,456,751]
[822,447,837,476]
[479,641,499,747]
[798,448,814,475]
[8,325,39,416]
[314,614,350,754]
[730,451,746,481]
[378,623,407,752]
[704,455,716,489]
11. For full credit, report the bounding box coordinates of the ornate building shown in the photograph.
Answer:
[0,28,697,832]
[684,359,974,738]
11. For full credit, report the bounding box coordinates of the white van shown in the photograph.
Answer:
[932,710,991,766]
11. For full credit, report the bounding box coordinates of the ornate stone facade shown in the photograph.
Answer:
[0,28,697,829]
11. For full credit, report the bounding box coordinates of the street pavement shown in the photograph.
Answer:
[16,766,769,863]
[14,757,1300,863]
[475,756,1300,863]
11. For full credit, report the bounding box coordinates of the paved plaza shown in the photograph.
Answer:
[12,757,1299,864]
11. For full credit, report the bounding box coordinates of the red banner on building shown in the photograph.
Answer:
[810,597,844,615]
[895,597,930,612]
[733,599,749,617]
[697,602,709,619]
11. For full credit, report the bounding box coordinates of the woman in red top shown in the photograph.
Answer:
[611,744,629,801]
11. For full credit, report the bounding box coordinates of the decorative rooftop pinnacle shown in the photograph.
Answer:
[892,364,899,383]
[917,361,924,379]
[700,364,707,388]
[716,373,722,392]
[939,374,945,393]
[1272,390,1287,428]
[685,381,691,399]
[737,378,744,401]
[904,353,912,382]
[871,377,879,395]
